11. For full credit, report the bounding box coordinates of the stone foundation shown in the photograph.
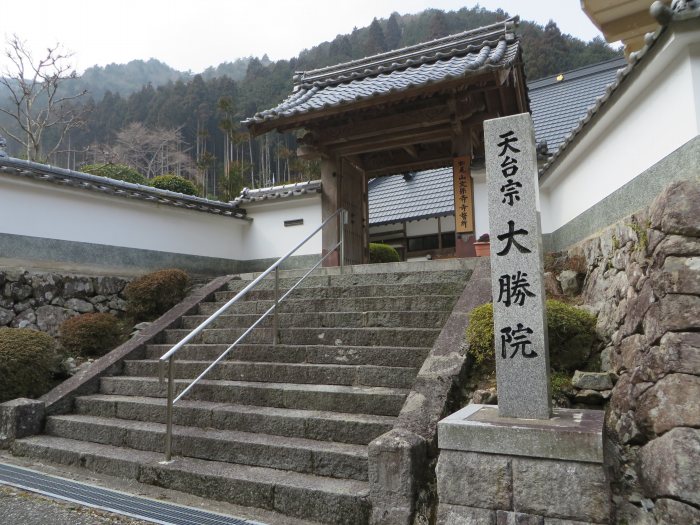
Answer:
[566,180,700,523]
[436,404,610,524]
[0,269,132,336]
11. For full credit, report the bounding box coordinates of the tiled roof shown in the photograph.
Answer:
[231,180,322,206]
[529,57,627,154]
[539,1,700,175]
[368,167,454,226]
[245,18,520,127]
[0,157,249,220]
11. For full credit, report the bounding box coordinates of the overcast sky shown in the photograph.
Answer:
[1,1,610,74]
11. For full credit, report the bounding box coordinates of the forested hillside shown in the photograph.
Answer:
[0,5,621,199]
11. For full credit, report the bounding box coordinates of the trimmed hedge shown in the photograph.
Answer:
[465,300,597,371]
[369,243,400,263]
[0,328,57,402]
[59,313,123,358]
[81,163,147,185]
[124,269,190,321]
[150,174,200,196]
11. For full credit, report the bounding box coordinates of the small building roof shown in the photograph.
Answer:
[368,167,454,226]
[529,57,627,154]
[0,157,248,220]
[245,18,521,134]
[231,180,322,206]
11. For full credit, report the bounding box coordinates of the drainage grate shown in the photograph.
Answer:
[0,462,266,525]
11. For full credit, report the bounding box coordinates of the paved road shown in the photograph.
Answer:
[0,484,152,525]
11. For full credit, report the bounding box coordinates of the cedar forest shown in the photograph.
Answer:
[0,6,620,200]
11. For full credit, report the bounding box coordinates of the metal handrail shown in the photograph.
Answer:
[158,208,348,461]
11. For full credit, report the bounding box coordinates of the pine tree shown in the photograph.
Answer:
[385,13,402,50]
[366,18,387,55]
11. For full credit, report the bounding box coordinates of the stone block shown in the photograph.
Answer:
[653,498,700,525]
[496,510,544,525]
[643,294,700,345]
[437,503,496,525]
[0,306,15,326]
[439,405,605,463]
[512,458,610,523]
[651,234,700,269]
[65,298,95,313]
[436,450,512,510]
[62,276,95,298]
[636,373,700,436]
[649,180,700,237]
[652,256,700,295]
[557,271,581,296]
[35,305,78,336]
[0,398,45,447]
[571,371,613,391]
[368,428,426,525]
[639,427,700,507]
[544,519,604,525]
[641,332,700,379]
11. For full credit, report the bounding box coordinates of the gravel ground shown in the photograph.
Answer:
[0,484,153,525]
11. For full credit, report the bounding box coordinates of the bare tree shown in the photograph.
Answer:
[0,35,86,162]
[111,122,197,180]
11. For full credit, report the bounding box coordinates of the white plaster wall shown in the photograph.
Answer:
[406,218,440,236]
[0,175,247,259]
[540,31,700,233]
[241,194,322,260]
[471,168,489,237]
[441,215,456,232]
[370,223,404,234]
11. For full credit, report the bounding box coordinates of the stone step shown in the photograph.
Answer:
[11,436,370,525]
[163,326,441,347]
[226,269,470,291]
[123,360,417,389]
[145,343,430,368]
[181,310,451,330]
[214,282,464,302]
[100,377,408,417]
[235,258,475,281]
[197,295,460,315]
[45,415,369,481]
[75,395,395,445]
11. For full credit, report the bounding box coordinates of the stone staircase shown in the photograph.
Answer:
[11,261,472,524]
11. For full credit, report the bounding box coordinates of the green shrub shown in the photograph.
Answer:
[124,269,190,321]
[369,243,400,263]
[0,328,57,402]
[81,163,147,185]
[465,300,598,371]
[59,313,123,358]
[149,174,200,196]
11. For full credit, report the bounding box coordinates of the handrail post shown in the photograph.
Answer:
[164,356,175,462]
[273,266,280,345]
[339,209,346,273]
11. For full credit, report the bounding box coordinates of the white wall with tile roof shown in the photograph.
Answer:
[539,26,700,234]
[0,174,247,259]
[240,193,322,260]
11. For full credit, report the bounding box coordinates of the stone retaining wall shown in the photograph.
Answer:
[0,270,132,336]
[566,180,700,524]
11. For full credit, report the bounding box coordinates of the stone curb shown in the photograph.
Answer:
[368,257,492,525]
[0,274,233,447]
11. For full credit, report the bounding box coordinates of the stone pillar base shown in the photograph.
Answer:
[0,398,45,448]
[436,404,611,524]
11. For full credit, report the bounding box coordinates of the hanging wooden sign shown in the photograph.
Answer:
[453,156,475,233]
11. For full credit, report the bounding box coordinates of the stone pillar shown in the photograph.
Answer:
[0,398,45,448]
[436,404,611,524]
